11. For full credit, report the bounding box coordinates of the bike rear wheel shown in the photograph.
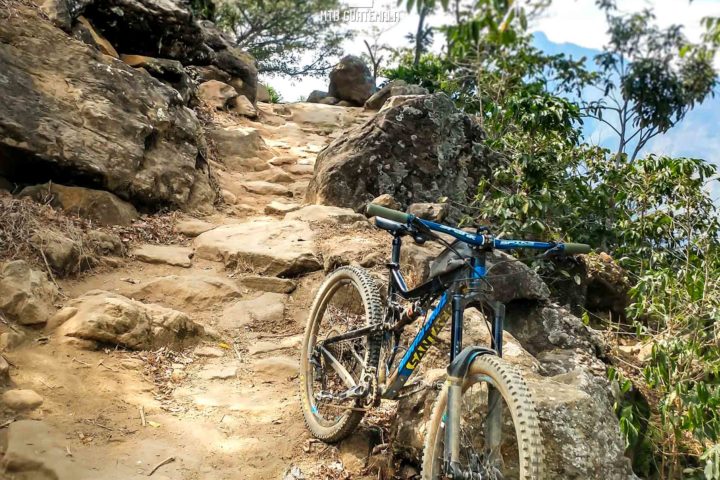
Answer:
[422,355,544,479]
[300,266,383,443]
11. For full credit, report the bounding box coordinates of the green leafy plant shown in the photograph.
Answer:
[266,85,282,103]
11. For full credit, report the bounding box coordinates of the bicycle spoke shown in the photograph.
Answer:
[319,345,357,389]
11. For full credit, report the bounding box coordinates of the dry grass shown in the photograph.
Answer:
[0,194,190,276]
[0,194,96,266]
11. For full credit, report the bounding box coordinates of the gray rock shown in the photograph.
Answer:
[264,201,301,215]
[29,231,85,275]
[0,355,9,380]
[407,202,449,222]
[220,292,286,330]
[175,219,216,237]
[85,0,209,63]
[71,15,119,58]
[318,96,340,105]
[198,80,238,110]
[233,94,258,118]
[126,274,242,311]
[240,275,297,294]
[485,251,551,304]
[529,369,637,479]
[364,80,407,110]
[2,389,44,411]
[307,90,330,103]
[193,219,322,277]
[187,64,232,84]
[38,0,93,31]
[0,261,58,326]
[257,84,271,103]
[0,8,215,210]
[306,93,491,211]
[284,205,367,225]
[328,55,375,106]
[0,330,26,351]
[365,81,429,110]
[54,290,204,350]
[504,303,604,359]
[19,183,139,226]
[132,244,193,268]
[370,193,401,210]
[86,230,124,256]
[120,54,195,104]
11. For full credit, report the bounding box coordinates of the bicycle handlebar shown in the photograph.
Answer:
[366,203,411,224]
[366,203,592,255]
[562,243,592,255]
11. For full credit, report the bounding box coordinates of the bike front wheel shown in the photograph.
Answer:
[422,355,544,479]
[299,266,383,443]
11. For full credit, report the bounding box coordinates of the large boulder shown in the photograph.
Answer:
[38,0,94,31]
[83,0,213,64]
[125,274,242,311]
[0,261,59,326]
[328,55,375,106]
[53,290,204,350]
[197,80,238,110]
[307,90,330,103]
[120,54,196,104]
[18,183,139,226]
[306,93,491,211]
[364,80,429,110]
[0,7,215,210]
[389,267,636,479]
[72,16,119,58]
[193,219,322,277]
[551,252,630,321]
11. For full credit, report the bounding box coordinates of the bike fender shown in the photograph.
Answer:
[446,346,497,380]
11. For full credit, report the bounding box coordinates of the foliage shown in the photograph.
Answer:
[383,53,454,93]
[266,85,282,103]
[208,0,351,77]
[188,0,215,20]
[583,7,717,161]
[395,0,720,477]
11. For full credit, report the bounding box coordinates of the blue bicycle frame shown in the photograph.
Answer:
[374,213,584,400]
[318,204,590,400]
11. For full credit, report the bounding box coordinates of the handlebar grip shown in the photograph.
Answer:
[366,203,411,224]
[563,243,592,255]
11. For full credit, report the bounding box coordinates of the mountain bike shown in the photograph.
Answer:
[299,203,591,479]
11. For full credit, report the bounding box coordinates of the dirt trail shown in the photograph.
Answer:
[1,103,383,479]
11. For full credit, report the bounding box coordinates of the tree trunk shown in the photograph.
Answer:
[414,6,429,67]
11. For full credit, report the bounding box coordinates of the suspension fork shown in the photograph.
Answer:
[443,253,508,475]
[445,284,467,473]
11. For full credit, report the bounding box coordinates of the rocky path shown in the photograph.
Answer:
[1,103,385,480]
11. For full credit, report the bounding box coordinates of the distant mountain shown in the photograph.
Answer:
[531,31,719,163]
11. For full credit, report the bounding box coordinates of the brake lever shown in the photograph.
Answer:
[542,245,563,257]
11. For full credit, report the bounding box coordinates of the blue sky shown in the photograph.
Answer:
[532,31,720,162]
[266,0,720,164]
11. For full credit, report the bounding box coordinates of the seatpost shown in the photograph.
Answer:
[391,235,402,264]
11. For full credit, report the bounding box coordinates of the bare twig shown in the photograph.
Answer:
[0,312,20,333]
[139,405,147,427]
[0,418,16,429]
[72,357,91,367]
[148,456,175,476]
[231,342,242,363]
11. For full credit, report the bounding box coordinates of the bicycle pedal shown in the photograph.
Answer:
[396,381,431,398]
[337,385,366,400]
